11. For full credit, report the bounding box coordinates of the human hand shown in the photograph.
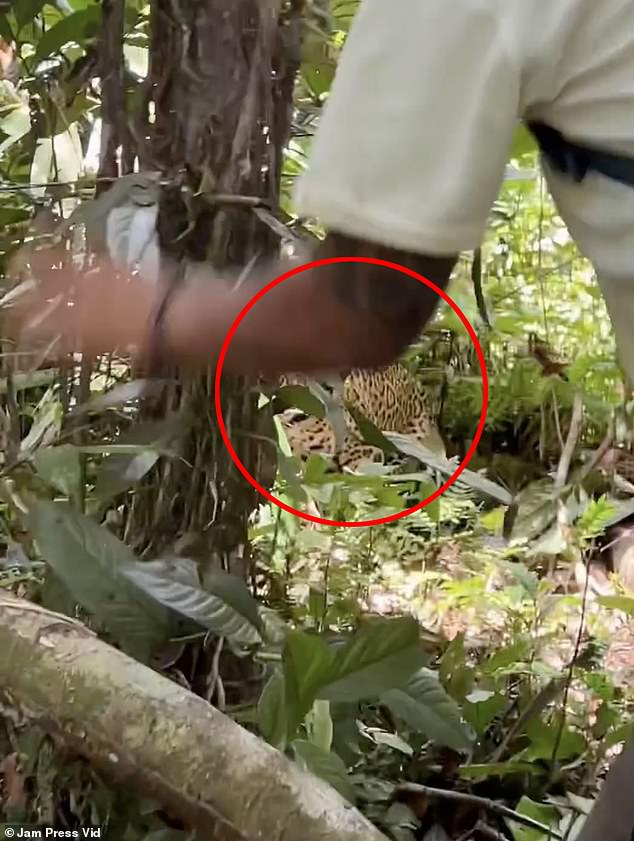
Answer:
[5,241,159,362]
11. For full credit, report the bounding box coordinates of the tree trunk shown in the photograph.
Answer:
[98,0,302,702]
[117,0,302,569]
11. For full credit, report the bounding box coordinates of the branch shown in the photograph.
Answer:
[393,783,563,839]
[554,393,584,493]
[0,592,388,841]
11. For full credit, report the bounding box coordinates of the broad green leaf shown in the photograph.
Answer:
[301,38,336,99]
[122,561,263,647]
[95,449,160,502]
[382,668,473,751]
[94,414,187,501]
[462,691,506,736]
[494,559,538,597]
[34,7,101,62]
[366,728,413,755]
[19,392,63,456]
[291,739,355,803]
[511,124,538,160]
[33,445,81,502]
[345,403,396,455]
[72,379,168,414]
[386,434,513,505]
[305,699,333,752]
[597,595,634,616]
[274,384,326,419]
[283,630,334,740]
[600,499,634,530]
[0,14,13,41]
[605,722,634,748]
[201,569,264,634]
[525,719,586,762]
[40,568,78,617]
[481,641,530,674]
[26,500,171,661]
[303,454,330,484]
[512,796,559,841]
[307,585,327,624]
[510,478,558,542]
[0,100,31,155]
[257,670,288,750]
[16,0,46,29]
[318,617,425,703]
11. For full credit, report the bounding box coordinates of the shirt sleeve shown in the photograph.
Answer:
[294,0,522,256]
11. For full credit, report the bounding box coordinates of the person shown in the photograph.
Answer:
[11,0,634,385]
[6,0,623,385]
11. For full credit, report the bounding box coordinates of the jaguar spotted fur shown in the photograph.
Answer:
[278,362,441,471]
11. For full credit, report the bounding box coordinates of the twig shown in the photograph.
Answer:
[577,428,614,482]
[200,192,270,207]
[554,393,584,493]
[490,677,565,763]
[393,784,564,839]
[252,205,300,241]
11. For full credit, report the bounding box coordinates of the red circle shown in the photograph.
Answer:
[214,257,488,528]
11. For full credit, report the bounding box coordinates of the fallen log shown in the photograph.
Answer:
[0,592,389,841]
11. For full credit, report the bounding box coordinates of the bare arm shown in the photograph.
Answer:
[13,231,456,377]
[164,232,457,376]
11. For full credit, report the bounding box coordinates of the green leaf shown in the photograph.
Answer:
[257,670,288,750]
[305,699,333,752]
[525,720,586,761]
[95,449,160,502]
[303,454,330,484]
[16,0,46,30]
[33,445,81,502]
[0,14,14,42]
[19,391,63,456]
[382,668,473,751]
[438,634,474,700]
[291,740,356,803]
[512,796,559,841]
[283,630,334,740]
[463,691,507,736]
[94,414,187,501]
[0,101,31,156]
[386,434,513,505]
[35,7,101,62]
[26,500,171,660]
[122,561,263,647]
[319,617,425,703]
[307,585,327,624]
[345,403,396,455]
[511,124,538,160]
[274,384,326,419]
[366,728,413,755]
[597,595,634,616]
[494,559,538,598]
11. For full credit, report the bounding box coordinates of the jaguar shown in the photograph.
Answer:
[278,362,442,471]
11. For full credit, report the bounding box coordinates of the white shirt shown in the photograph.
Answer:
[294,0,634,379]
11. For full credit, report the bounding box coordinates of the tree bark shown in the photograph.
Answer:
[0,592,389,841]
